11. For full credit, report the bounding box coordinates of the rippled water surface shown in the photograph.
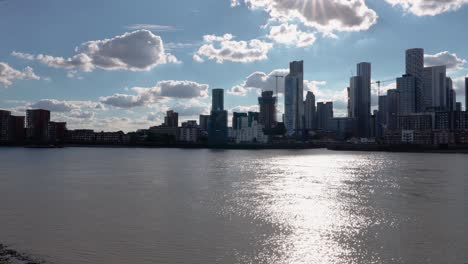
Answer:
[0,148,467,264]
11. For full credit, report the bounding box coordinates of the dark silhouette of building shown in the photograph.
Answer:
[199,115,210,132]
[164,110,179,128]
[317,102,333,130]
[465,77,468,111]
[349,62,371,137]
[248,112,259,127]
[304,91,316,130]
[456,102,462,112]
[386,89,400,129]
[212,88,224,111]
[397,74,417,113]
[48,122,67,142]
[258,91,277,129]
[405,48,425,112]
[0,110,10,142]
[284,61,304,135]
[26,109,50,141]
[209,89,228,145]
[232,112,248,130]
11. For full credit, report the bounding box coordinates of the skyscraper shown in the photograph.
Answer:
[0,110,11,142]
[349,62,371,137]
[212,88,224,111]
[406,48,424,112]
[316,102,333,130]
[446,77,456,111]
[247,112,259,127]
[258,91,277,129]
[397,74,417,113]
[164,110,179,127]
[26,109,50,141]
[208,89,228,145]
[284,61,304,135]
[304,91,316,130]
[387,89,400,129]
[377,95,388,138]
[423,66,447,111]
[199,115,210,132]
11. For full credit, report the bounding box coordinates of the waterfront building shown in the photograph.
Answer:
[209,89,228,145]
[47,122,67,142]
[328,117,357,140]
[304,91,316,130]
[234,120,268,144]
[387,89,400,129]
[377,95,388,138]
[349,62,371,137]
[456,102,462,112]
[406,48,425,112]
[67,129,96,143]
[316,102,333,130]
[0,110,11,142]
[164,110,179,128]
[199,115,210,132]
[26,109,50,141]
[178,121,200,143]
[397,113,433,130]
[248,112,259,127]
[212,88,224,111]
[423,66,447,111]
[232,112,248,130]
[446,78,456,111]
[258,91,277,129]
[284,61,304,135]
[397,74,417,113]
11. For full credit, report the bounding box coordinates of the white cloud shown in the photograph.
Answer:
[453,75,467,96]
[0,62,40,87]
[234,0,378,33]
[172,99,211,116]
[194,34,273,63]
[27,99,104,113]
[12,30,180,72]
[125,24,179,32]
[100,80,209,108]
[424,51,466,70]
[229,68,289,96]
[385,0,468,16]
[230,105,260,113]
[267,23,316,47]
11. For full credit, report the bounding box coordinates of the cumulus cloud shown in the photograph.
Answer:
[0,62,40,87]
[229,68,289,96]
[12,30,179,73]
[234,0,378,33]
[424,51,466,70]
[172,99,210,116]
[125,24,179,32]
[100,80,209,108]
[27,99,104,113]
[385,0,468,16]
[453,75,467,96]
[267,23,316,47]
[193,34,273,63]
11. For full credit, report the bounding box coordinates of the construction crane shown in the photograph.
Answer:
[371,79,395,97]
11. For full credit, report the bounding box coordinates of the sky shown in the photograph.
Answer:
[1,0,468,132]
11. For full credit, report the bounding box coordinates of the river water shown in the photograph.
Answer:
[0,148,467,264]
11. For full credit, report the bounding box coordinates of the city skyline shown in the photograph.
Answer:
[1,0,468,132]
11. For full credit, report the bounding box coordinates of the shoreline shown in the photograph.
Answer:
[1,142,468,153]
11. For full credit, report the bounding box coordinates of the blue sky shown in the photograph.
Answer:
[1,0,468,131]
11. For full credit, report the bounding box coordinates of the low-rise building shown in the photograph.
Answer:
[178,121,200,143]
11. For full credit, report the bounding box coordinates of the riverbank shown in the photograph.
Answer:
[0,244,42,264]
[327,143,468,153]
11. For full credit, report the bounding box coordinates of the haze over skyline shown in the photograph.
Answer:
[1,0,468,132]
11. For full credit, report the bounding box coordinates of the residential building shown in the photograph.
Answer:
[349,62,371,137]
[212,88,224,111]
[387,89,400,129]
[234,120,268,144]
[304,91,316,130]
[406,48,424,112]
[316,102,333,130]
[26,109,50,141]
[178,121,200,143]
[209,89,228,145]
[199,115,210,132]
[423,66,447,111]
[248,112,259,127]
[164,110,179,128]
[48,122,67,142]
[284,61,304,135]
[397,74,417,113]
[258,91,277,129]
[0,110,10,142]
[232,112,248,130]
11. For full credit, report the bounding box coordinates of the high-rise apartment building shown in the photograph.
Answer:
[387,89,400,129]
[232,112,248,130]
[284,61,304,135]
[423,66,447,111]
[397,74,417,113]
[212,88,224,111]
[247,112,259,127]
[258,91,277,129]
[406,48,424,112]
[26,109,50,141]
[316,102,333,130]
[349,62,371,137]
[199,115,210,132]
[465,77,468,111]
[0,110,11,142]
[209,89,228,145]
[164,110,179,128]
[304,91,316,130]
